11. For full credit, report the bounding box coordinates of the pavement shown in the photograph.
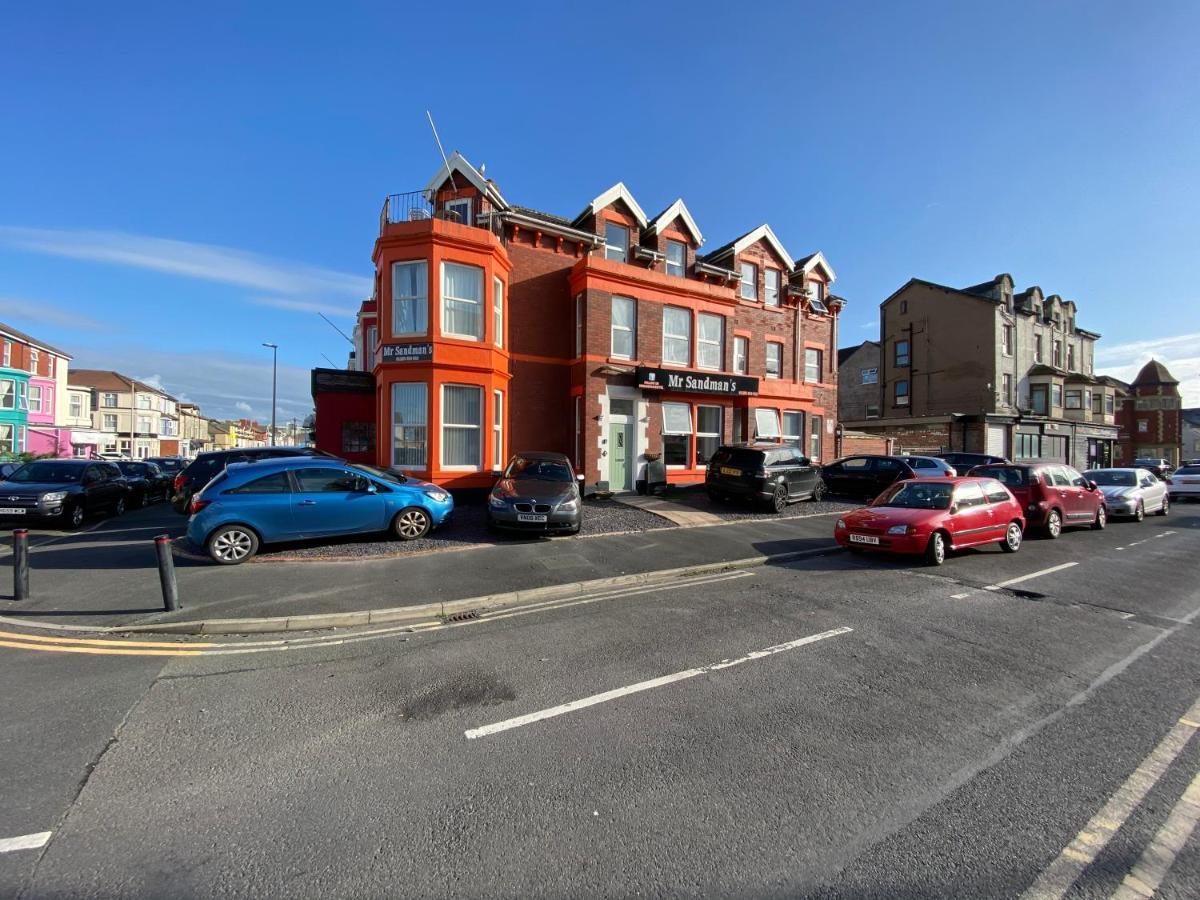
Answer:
[0,505,1198,897]
[0,498,854,630]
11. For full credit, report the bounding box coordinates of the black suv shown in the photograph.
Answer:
[170,446,330,513]
[116,460,172,507]
[0,459,130,528]
[705,442,825,512]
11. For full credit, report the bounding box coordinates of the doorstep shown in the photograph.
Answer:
[615,493,723,527]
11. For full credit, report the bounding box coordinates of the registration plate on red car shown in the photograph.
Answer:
[848,533,880,545]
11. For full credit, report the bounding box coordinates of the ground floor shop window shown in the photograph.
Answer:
[754,408,780,440]
[392,383,427,468]
[782,410,803,443]
[662,402,691,467]
[442,385,482,469]
[1015,433,1040,459]
[696,405,722,465]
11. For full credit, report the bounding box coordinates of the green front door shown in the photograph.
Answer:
[609,422,632,491]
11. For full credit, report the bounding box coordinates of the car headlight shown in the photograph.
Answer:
[836,519,846,529]
[42,491,68,503]
[558,497,579,512]
[488,495,508,509]
[424,490,450,503]
[887,524,912,536]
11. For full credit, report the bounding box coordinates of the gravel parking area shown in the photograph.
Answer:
[239,497,674,562]
[653,484,862,523]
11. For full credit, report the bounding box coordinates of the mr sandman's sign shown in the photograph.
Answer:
[635,366,759,396]
[381,342,434,363]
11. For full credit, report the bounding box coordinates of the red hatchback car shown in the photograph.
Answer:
[967,463,1107,537]
[834,477,1026,566]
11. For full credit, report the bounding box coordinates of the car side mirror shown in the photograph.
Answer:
[949,503,960,515]
[1087,481,1098,491]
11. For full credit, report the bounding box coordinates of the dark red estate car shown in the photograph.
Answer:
[967,463,1107,537]
[833,477,1026,566]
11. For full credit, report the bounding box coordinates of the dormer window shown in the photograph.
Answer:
[764,269,780,307]
[740,263,758,301]
[666,240,686,277]
[604,223,629,263]
[808,281,829,314]
[443,197,472,225]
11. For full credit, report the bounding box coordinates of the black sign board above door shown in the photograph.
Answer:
[635,366,759,396]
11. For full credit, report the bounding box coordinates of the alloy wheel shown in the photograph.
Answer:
[811,480,825,502]
[926,532,946,566]
[68,505,85,528]
[114,498,125,517]
[1046,510,1061,538]
[1159,496,1170,516]
[1004,523,1022,552]
[1134,502,1144,522]
[211,529,254,563]
[772,484,787,513]
[1093,506,1106,530]
[394,508,431,540]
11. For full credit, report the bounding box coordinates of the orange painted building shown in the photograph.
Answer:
[314,153,844,491]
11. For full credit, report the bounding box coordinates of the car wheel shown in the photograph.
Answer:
[113,497,126,517]
[1000,522,1023,553]
[207,524,259,565]
[1157,496,1170,516]
[771,483,788,513]
[1045,509,1062,539]
[925,531,947,566]
[392,507,432,541]
[1092,505,1107,530]
[811,479,826,502]
[65,503,85,529]
[1133,501,1144,522]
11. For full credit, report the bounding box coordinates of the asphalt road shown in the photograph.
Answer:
[2,506,1199,897]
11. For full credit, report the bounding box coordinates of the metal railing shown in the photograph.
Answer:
[379,190,504,238]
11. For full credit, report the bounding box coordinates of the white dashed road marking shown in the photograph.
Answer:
[951,562,1079,600]
[0,831,51,853]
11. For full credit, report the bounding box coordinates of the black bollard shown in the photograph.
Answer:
[154,535,179,612]
[13,529,29,601]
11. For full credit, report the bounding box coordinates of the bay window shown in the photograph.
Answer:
[493,277,504,348]
[766,342,782,378]
[0,379,13,410]
[696,405,722,466]
[662,402,691,467]
[1052,384,1063,407]
[663,306,691,366]
[441,384,482,469]
[733,336,748,375]
[442,262,484,340]
[1065,389,1082,410]
[493,391,503,469]
[697,313,724,370]
[392,383,427,468]
[754,408,780,440]
[611,296,636,359]
[0,424,12,454]
[393,260,429,336]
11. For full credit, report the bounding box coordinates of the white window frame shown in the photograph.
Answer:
[28,384,42,413]
[493,277,504,348]
[666,240,686,277]
[610,296,636,360]
[740,262,758,301]
[137,394,152,410]
[0,423,12,454]
[695,405,722,467]
[604,222,629,263]
[441,261,485,341]
[661,401,692,470]
[493,390,503,470]
[754,408,780,440]
[444,197,472,226]
[861,367,878,385]
[103,414,118,432]
[805,348,822,383]
[137,415,153,434]
[392,260,429,337]
[782,410,803,442]
[733,336,748,375]
[0,379,13,411]
[17,381,27,411]
[766,342,783,379]
[697,313,724,371]
[29,348,38,374]
[1002,324,1013,356]
[764,268,780,307]
[1,341,8,367]
[102,392,118,408]
[663,306,691,367]
[391,382,428,470]
[69,393,83,419]
[440,383,483,471]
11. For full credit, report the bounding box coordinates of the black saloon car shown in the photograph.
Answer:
[0,459,129,528]
[705,442,825,512]
[487,452,583,535]
[820,455,919,499]
[935,452,1009,470]
[171,446,328,513]
[116,460,171,506]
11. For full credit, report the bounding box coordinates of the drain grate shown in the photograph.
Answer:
[442,610,482,623]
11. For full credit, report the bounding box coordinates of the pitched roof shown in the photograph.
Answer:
[424,151,508,209]
[795,250,837,283]
[1133,358,1179,386]
[0,320,72,358]
[643,199,704,245]
[1096,374,1130,392]
[837,340,879,367]
[509,205,573,227]
[572,182,649,229]
[701,224,793,269]
[69,369,174,397]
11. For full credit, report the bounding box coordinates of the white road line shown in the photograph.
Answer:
[950,562,1079,600]
[1019,695,1200,900]
[465,626,853,740]
[1109,765,1200,899]
[0,831,51,853]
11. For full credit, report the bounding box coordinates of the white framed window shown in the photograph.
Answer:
[17,381,27,410]
[809,415,822,461]
[663,306,691,366]
[493,391,503,469]
[696,405,722,466]
[103,414,118,432]
[782,410,803,442]
[102,392,118,408]
[392,383,427,468]
[69,393,84,419]
[28,384,42,413]
[393,260,429,336]
[733,336,748,375]
[29,348,38,373]
[1,341,8,367]
[493,277,504,348]
[764,268,780,306]
[666,240,686,277]
[861,367,878,384]
[137,394,152,410]
[805,348,822,383]
[0,423,12,454]
[441,384,482,469]
[754,408,780,440]
[47,355,55,378]
[137,415,153,433]
[444,197,472,225]
[740,262,758,301]
[766,342,783,378]
[662,401,691,468]
[698,313,724,371]
[611,296,635,359]
[604,222,629,262]
[0,379,14,410]
[441,262,484,340]
[575,295,584,356]
[1002,324,1013,356]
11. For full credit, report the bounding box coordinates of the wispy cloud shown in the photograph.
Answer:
[249,295,355,317]
[0,226,370,298]
[1095,332,1200,366]
[1095,330,1200,407]
[0,296,111,332]
[234,401,253,413]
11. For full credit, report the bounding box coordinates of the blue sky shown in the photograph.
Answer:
[3,1,1198,419]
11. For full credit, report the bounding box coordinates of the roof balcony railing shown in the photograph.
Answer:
[379,190,504,238]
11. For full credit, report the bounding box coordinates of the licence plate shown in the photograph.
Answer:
[848,533,879,545]
[0,508,25,515]
[517,513,548,523]
[720,466,741,476]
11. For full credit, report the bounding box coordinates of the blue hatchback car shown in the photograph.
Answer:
[186,457,453,564]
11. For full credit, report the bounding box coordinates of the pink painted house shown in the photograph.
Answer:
[0,322,74,458]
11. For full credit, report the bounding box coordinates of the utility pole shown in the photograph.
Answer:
[262,342,278,444]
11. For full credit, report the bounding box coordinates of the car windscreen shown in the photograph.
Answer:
[117,463,145,476]
[7,462,83,484]
[709,448,764,469]
[875,481,953,510]
[971,465,1027,487]
[503,457,574,482]
[350,464,410,485]
[1084,470,1136,486]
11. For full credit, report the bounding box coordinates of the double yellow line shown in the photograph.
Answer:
[0,630,213,657]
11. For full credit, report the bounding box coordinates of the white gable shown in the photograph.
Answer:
[575,182,649,228]
[644,199,704,246]
[731,224,793,270]
[424,151,508,209]
[797,250,837,283]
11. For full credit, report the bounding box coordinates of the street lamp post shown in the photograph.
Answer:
[262,342,278,444]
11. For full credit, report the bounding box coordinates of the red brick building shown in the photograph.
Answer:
[314,154,843,491]
[1113,359,1184,465]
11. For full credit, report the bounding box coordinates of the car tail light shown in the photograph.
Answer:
[174,473,186,491]
[189,497,211,515]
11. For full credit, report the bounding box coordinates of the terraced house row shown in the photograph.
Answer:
[313,153,846,491]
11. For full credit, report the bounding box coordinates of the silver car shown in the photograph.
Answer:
[1083,467,1169,521]
[898,455,958,477]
